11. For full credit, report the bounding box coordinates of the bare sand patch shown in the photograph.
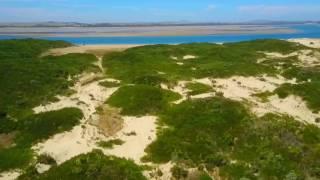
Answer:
[263,51,298,59]
[35,164,51,174]
[32,73,119,165]
[262,49,320,67]
[33,124,102,164]
[170,55,197,61]
[160,74,318,126]
[297,50,320,67]
[289,38,320,48]
[102,116,157,164]
[252,95,320,125]
[170,56,178,60]
[183,55,197,60]
[146,162,174,180]
[196,76,319,126]
[0,171,21,180]
[33,73,118,119]
[191,92,216,99]
[195,75,289,100]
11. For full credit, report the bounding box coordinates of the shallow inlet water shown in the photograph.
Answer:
[1,24,320,44]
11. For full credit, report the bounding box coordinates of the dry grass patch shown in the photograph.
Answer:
[91,105,124,136]
[0,132,17,149]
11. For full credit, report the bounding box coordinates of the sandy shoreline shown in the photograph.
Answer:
[0,25,295,37]
[41,38,320,55]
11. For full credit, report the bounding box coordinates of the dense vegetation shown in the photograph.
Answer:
[0,108,83,172]
[102,39,307,84]
[0,39,97,172]
[0,52,98,119]
[185,82,213,96]
[98,80,120,88]
[0,39,71,59]
[143,98,320,179]
[18,150,146,180]
[97,139,124,149]
[107,85,181,116]
[103,39,320,117]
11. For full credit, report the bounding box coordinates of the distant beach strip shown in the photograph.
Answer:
[0,24,319,44]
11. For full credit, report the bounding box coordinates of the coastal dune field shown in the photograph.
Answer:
[0,38,320,180]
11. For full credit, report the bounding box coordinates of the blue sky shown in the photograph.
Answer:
[0,0,319,22]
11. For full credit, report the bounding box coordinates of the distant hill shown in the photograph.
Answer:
[0,21,319,27]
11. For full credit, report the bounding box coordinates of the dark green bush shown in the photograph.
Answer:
[107,85,181,115]
[18,150,146,180]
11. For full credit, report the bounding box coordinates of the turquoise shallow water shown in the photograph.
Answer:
[0,24,320,44]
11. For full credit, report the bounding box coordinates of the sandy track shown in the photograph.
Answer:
[32,73,119,163]
[31,45,159,175]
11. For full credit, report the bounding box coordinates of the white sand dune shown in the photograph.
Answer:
[0,171,21,180]
[193,75,319,126]
[253,95,320,125]
[289,38,320,48]
[164,74,318,126]
[102,116,157,164]
[183,55,197,60]
[33,73,118,119]
[32,73,118,165]
[170,56,178,60]
[262,49,320,67]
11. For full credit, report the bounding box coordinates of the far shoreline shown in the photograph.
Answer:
[0,24,296,38]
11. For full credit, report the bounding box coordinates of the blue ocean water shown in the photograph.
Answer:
[0,24,320,45]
